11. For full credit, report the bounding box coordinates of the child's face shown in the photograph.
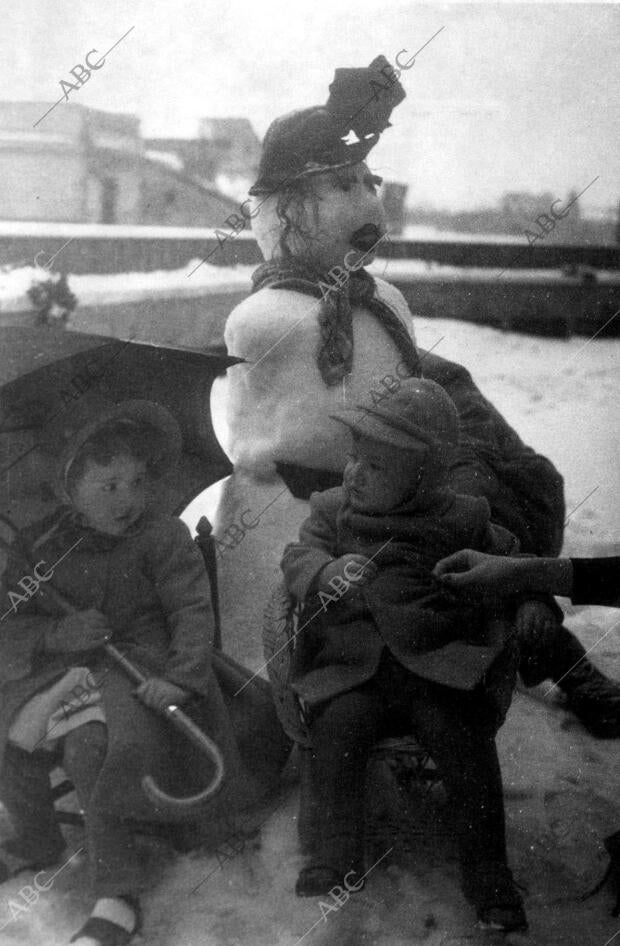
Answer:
[343,435,427,514]
[70,455,148,536]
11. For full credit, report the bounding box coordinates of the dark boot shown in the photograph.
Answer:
[0,744,66,868]
[519,623,620,738]
[463,862,528,933]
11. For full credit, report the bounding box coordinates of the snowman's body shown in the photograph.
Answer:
[207,276,417,669]
[201,145,562,670]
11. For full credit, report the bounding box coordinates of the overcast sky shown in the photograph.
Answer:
[3,1,618,211]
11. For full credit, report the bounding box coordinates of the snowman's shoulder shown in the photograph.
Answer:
[224,287,319,357]
[226,286,318,334]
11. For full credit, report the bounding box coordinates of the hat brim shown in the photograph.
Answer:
[329,410,434,451]
[248,157,362,196]
[59,399,182,499]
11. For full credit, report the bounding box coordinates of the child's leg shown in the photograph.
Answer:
[406,681,521,910]
[306,684,383,875]
[0,743,65,864]
[62,722,142,898]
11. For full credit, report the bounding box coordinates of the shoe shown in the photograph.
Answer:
[70,895,142,945]
[520,623,620,738]
[477,902,528,932]
[548,630,620,738]
[465,862,527,932]
[295,865,365,897]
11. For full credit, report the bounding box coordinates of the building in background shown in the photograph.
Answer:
[0,102,238,226]
[405,189,617,244]
[147,117,261,201]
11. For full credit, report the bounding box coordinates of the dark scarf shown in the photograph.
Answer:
[251,261,420,387]
[340,484,454,542]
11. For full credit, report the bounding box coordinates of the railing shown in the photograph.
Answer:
[1,222,618,337]
[0,221,618,276]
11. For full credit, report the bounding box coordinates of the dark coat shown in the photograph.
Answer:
[281,486,519,705]
[421,352,566,556]
[0,508,270,823]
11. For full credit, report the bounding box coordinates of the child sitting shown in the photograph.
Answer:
[0,397,242,946]
[281,378,531,933]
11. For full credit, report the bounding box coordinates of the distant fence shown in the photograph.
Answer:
[1,221,619,275]
[1,222,619,336]
[0,223,261,274]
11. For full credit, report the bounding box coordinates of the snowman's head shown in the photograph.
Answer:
[248,55,406,274]
[250,161,387,273]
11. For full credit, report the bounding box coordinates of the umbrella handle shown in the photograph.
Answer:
[142,704,225,811]
[104,644,226,811]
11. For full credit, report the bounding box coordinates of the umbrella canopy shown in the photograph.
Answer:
[0,333,237,540]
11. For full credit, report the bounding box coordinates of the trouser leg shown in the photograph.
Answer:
[306,684,383,873]
[519,622,586,687]
[404,679,519,907]
[0,742,65,862]
[519,623,620,737]
[63,722,143,897]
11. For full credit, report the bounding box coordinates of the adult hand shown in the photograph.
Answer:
[433,549,518,598]
[435,550,574,600]
[45,609,112,653]
[135,677,190,712]
[317,554,378,595]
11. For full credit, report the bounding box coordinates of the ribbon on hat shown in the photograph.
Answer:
[249,54,406,195]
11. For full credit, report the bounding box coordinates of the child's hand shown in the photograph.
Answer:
[45,609,112,653]
[515,600,557,644]
[317,554,378,596]
[136,677,190,712]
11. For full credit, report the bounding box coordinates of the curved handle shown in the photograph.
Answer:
[141,703,225,812]
[104,645,226,812]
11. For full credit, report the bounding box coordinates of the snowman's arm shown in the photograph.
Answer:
[218,290,336,474]
[281,489,342,602]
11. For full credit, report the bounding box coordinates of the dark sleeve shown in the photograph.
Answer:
[571,557,620,607]
[280,491,339,601]
[421,351,566,556]
[0,534,66,685]
[147,517,215,695]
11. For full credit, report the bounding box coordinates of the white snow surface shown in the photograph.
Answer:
[0,262,254,318]
[0,318,619,946]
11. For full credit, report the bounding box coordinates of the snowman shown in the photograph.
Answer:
[206,55,620,735]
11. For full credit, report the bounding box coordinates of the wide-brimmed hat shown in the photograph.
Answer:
[249,55,406,196]
[330,378,459,451]
[40,395,182,501]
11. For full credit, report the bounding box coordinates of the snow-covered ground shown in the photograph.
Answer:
[0,317,618,946]
[0,261,254,318]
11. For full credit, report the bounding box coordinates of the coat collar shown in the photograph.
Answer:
[31,505,155,555]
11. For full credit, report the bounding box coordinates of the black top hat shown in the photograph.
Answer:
[249,55,406,196]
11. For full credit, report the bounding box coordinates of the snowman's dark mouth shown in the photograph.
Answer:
[349,223,383,252]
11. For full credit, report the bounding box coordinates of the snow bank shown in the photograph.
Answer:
[0,262,253,319]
